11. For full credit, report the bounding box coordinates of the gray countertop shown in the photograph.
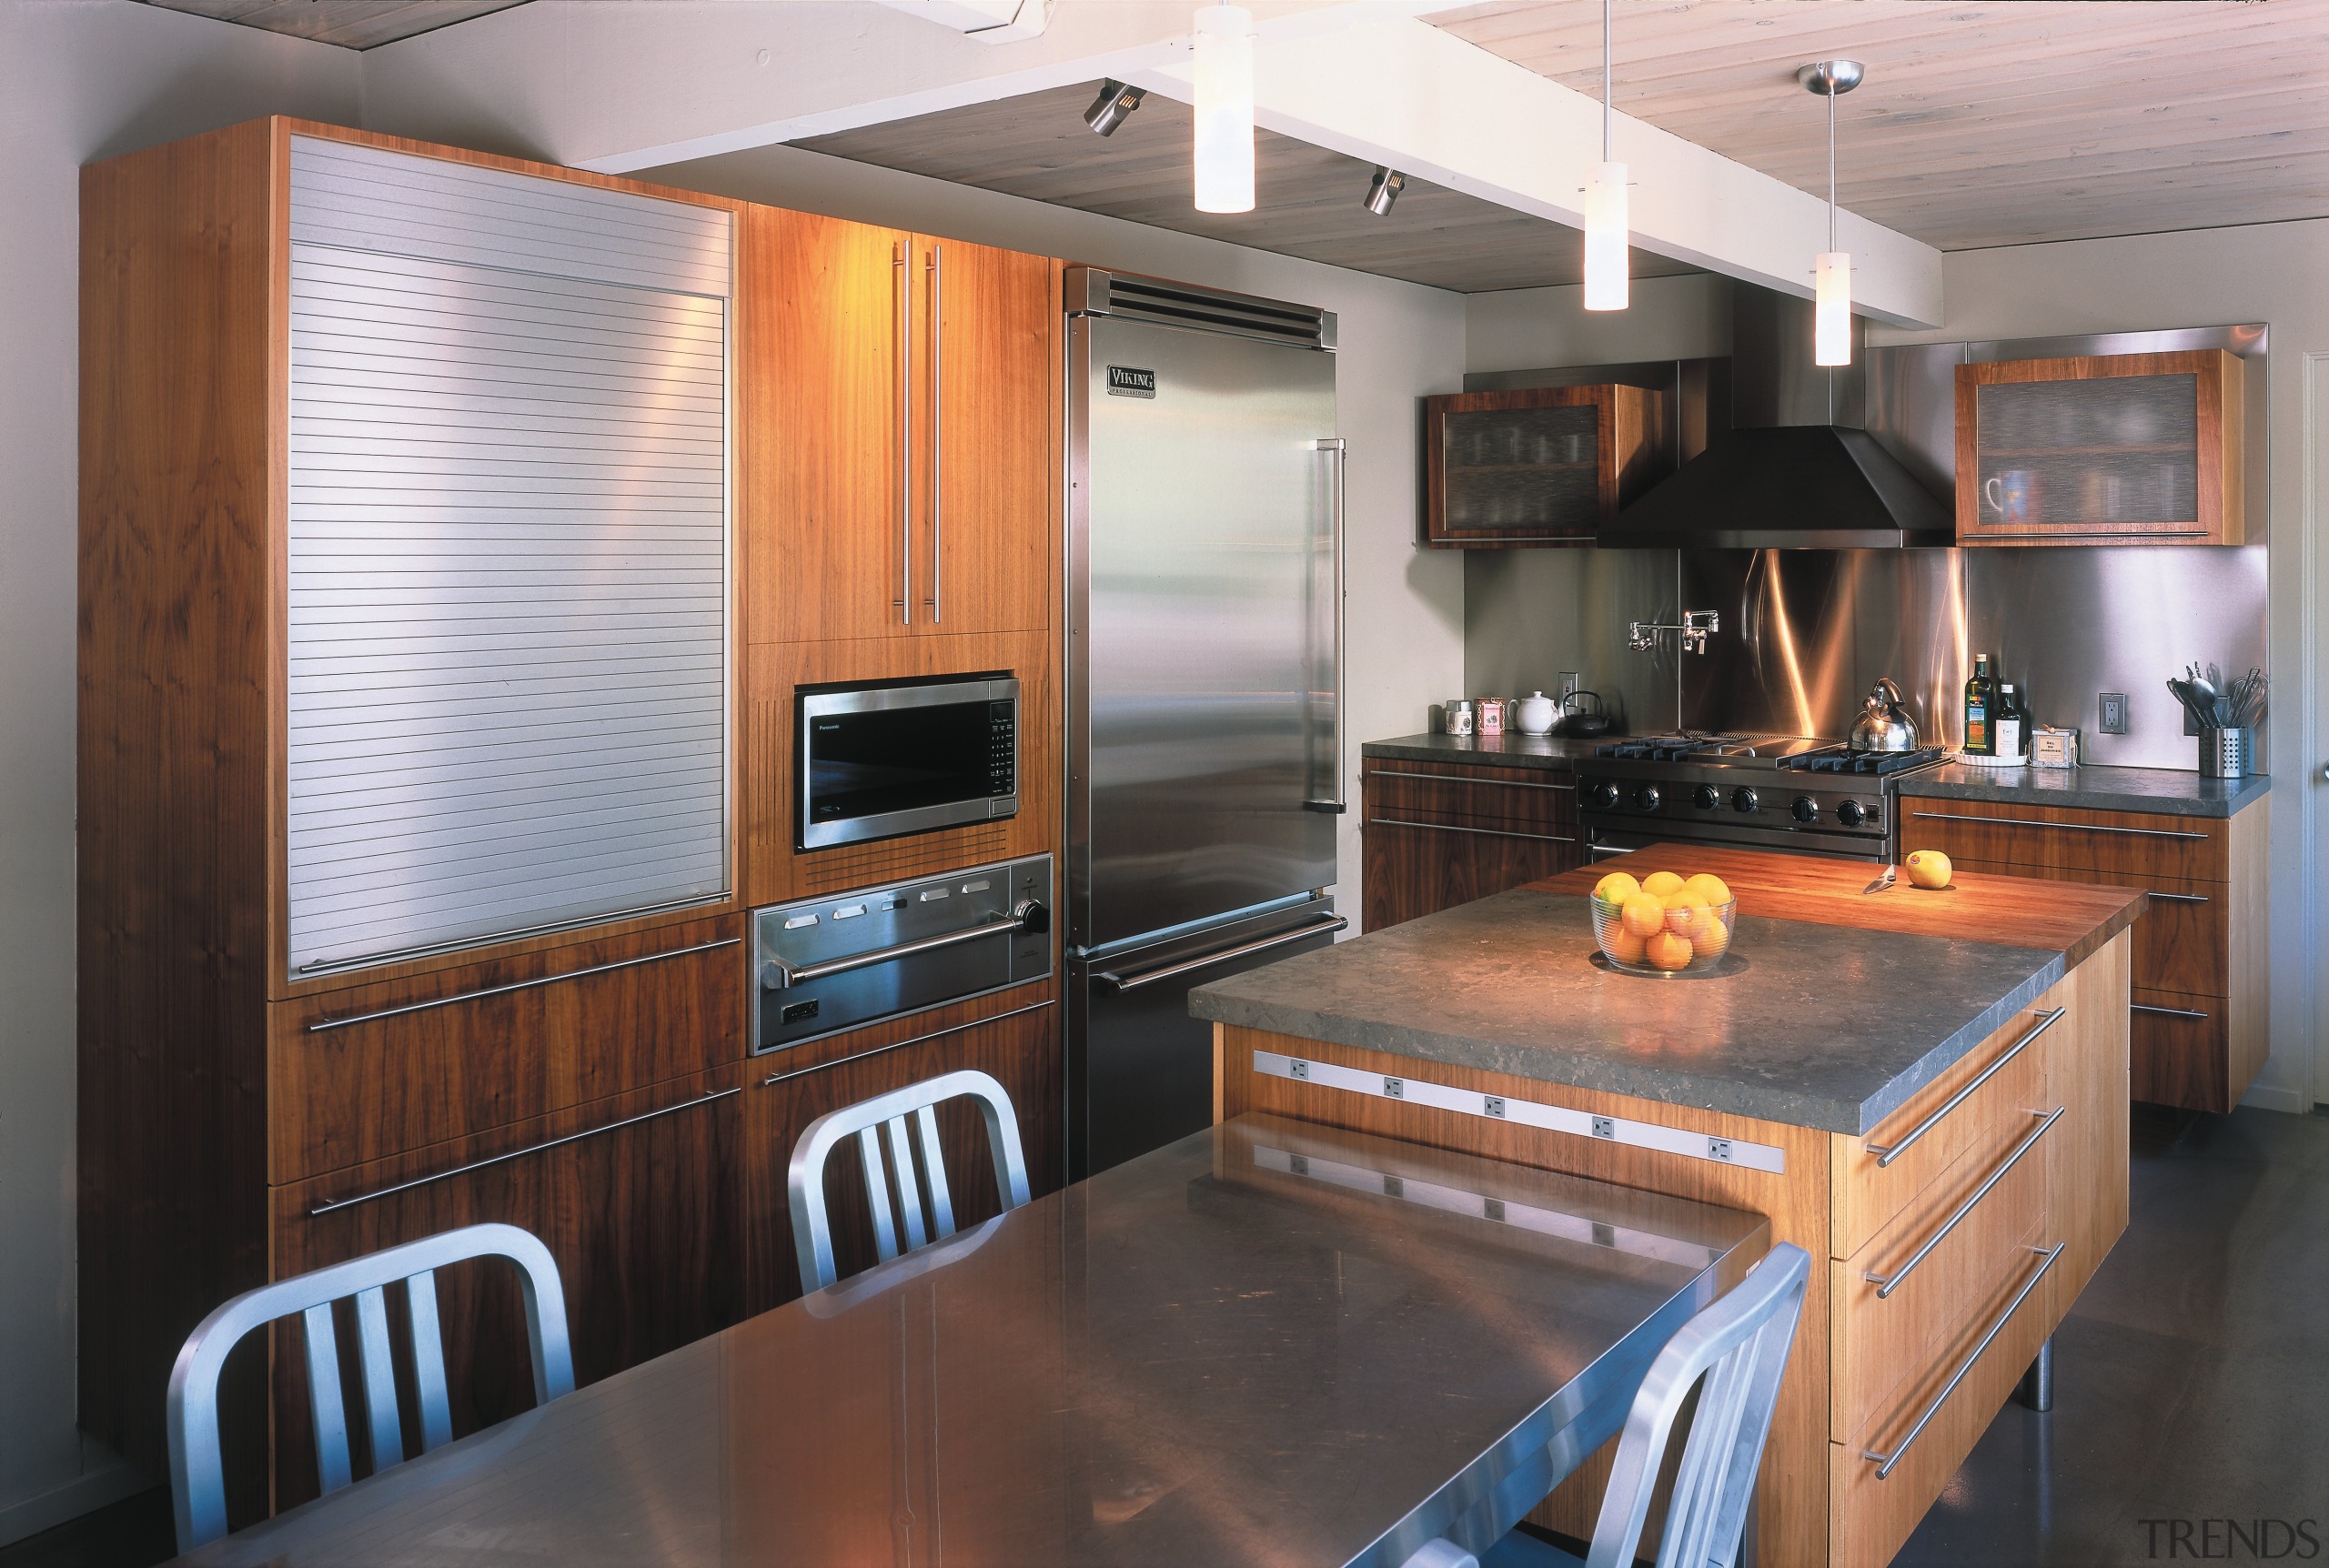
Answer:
[1362,732,1608,769]
[1190,890,2065,1135]
[1898,762,2270,819]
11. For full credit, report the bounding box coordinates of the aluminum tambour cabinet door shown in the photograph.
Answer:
[1078,317,1338,949]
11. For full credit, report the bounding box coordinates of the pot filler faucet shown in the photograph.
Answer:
[1628,609,1720,654]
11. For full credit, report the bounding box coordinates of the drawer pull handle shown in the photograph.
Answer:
[2146,890,2211,904]
[306,937,741,1033]
[1907,809,2210,842]
[1867,1008,2064,1169]
[308,1087,740,1216]
[1867,1106,2062,1300]
[1867,1242,2063,1480]
[760,1000,1054,1087]
[2132,1002,2212,1021]
[1365,817,1578,845]
[762,908,1035,990]
[1368,769,1577,792]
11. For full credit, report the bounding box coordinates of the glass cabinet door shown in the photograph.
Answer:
[1423,385,1666,548]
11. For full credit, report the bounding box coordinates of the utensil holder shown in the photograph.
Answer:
[2199,727,2251,779]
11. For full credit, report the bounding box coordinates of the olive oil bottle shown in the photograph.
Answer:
[1963,653,1996,755]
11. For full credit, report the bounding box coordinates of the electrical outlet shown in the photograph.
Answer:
[2099,692,2130,735]
[1558,670,1582,703]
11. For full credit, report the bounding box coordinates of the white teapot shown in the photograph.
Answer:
[1514,690,1558,736]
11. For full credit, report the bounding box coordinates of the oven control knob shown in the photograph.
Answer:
[1693,785,1721,810]
[1631,784,1662,812]
[1838,799,1868,828]
[1731,787,1759,813]
[1588,781,1621,810]
[1791,796,1820,823]
[1014,899,1050,936]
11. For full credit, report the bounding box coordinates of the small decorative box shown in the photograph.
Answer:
[2032,727,2080,769]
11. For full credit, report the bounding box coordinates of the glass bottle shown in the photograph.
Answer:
[1995,682,2027,761]
[1963,654,1996,756]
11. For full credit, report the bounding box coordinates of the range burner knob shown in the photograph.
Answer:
[1632,783,1663,812]
[1693,784,1721,810]
[1731,786,1759,813]
[1838,799,1868,828]
[1588,781,1621,810]
[1791,796,1820,823]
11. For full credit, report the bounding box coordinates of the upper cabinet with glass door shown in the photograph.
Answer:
[1955,349,2245,546]
[1421,385,1670,548]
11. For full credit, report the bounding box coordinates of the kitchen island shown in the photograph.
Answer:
[1191,845,2144,1568]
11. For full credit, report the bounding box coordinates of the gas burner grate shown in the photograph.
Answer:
[1780,745,1949,776]
[1594,735,1769,762]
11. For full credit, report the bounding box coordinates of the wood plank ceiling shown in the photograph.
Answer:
[133,0,528,49]
[798,82,1700,294]
[1434,0,2329,250]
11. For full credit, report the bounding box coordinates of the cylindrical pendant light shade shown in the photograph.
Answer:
[1814,251,1852,366]
[1193,5,1255,214]
[1583,160,1628,311]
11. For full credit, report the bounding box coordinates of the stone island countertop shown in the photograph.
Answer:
[1190,845,2144,1136]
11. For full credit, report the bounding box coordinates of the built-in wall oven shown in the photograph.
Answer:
[797,674,1018,850]
[751,854,1052,1055]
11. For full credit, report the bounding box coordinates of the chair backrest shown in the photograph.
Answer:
[1585,1241,1812,1568]
[166,1221,574,1553]
[788,1068,1031,1292]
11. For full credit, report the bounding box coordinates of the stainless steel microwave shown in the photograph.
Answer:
[797,674,1019,849]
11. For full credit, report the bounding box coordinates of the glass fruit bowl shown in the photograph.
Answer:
[1589,891,1739,975]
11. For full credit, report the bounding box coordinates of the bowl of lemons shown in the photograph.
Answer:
[1588,869,1739,976]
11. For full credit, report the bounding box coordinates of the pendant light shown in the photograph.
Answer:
[1581,0,1627,310]
[1798,59,1862,367]
[1194,5,1255,214]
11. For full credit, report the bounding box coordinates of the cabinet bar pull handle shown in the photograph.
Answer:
[1971,529,2207,539]
[1369,769,1577,792]
[1907,809,2209,841]
[761,908,1035,990]
[2132,1001,2212,1020]
[1866,1007,2064,1168]
[2146,890,2211,904]
[1866,1242,2063,1479]
[306,938,741,1033]
[1366,817,1578,845]
[761,999,1054,1088]
[895,242,912,625]
[927,244,943,623]
[308,1088,741,1216]
[1867,1107,2062,1299]
[1098,914,1346,993]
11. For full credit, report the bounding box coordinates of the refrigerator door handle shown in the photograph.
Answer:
[1304,436,1348,815]
[1095,913,1347,992]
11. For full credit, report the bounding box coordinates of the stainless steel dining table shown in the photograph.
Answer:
[175,1111,1768,1568]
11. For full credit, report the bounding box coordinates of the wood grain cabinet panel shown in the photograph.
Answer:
[1360,760,1582,930]
[269,915,746,1184]
[2131,987,2235,1112]
[1899,798,2227,882]
[1955,348,2245,546]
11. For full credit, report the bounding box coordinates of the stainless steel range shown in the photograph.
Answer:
[1577,734,1949,864]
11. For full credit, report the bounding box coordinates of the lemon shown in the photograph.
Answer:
[1682,873,1732,908]
[1620,894,1669,939]
[1593,870,1643,909]
[1692,917,1731,957]
[1645,930,1695,970]
[1605,929,1648,966]
[1641,870,1686,897]
[1905,849,1953,890]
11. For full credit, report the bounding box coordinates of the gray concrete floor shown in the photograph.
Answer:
[9,1103,2323,1568]
[1897,1103,2329,1567]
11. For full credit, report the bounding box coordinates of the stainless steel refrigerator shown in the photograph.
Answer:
[1064,268,1346,1179]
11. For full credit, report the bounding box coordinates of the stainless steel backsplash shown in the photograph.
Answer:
[1465,544,2268,769]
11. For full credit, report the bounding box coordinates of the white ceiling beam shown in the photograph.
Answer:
[1138,15,1943,327]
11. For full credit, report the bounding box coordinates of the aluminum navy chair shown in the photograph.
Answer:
[788,1068,1031,1292]
[166,1221,574,1552]
[1405,1241,1812,1568]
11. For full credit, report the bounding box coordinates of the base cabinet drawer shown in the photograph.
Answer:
[2131,988,2233,1111]
[1900,800,2226,883]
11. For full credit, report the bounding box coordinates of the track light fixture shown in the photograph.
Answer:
[1363,166,1406,217]
[1084,80,1145,137]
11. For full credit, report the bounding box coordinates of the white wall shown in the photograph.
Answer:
[0,2,359,1544]
[1870,225,2329,1113]
[1465,273,1732,374]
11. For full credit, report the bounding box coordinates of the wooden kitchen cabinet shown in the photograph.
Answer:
[747,209,1059,642]
[1420,384,1670,548]
[1898,792,2269,1111]
[1361,758,1582,928]
[1955,349,2246,545]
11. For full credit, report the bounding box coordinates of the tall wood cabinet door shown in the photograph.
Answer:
[755,206,913,642]
[269,1076,746,1514]
[916,236,1056,636]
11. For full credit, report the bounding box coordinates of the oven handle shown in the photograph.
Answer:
[761,901,1045,990]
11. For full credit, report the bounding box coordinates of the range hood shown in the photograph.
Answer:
[1602,286,1953,548]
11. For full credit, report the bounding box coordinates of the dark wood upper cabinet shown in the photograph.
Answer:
[1954,348,2246,546]
[1420,384,1671,548]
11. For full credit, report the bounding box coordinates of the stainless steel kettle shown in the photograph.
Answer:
[1849,678,1919,752]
